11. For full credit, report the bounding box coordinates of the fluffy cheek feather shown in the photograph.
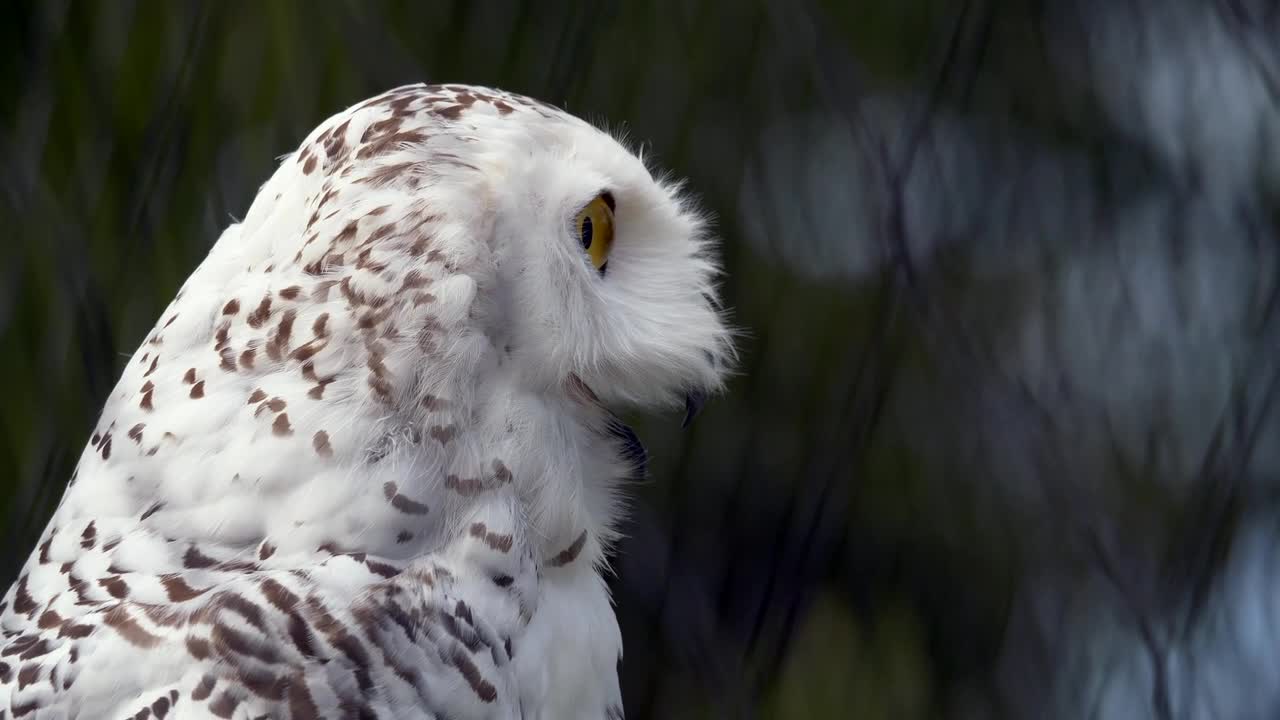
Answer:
[485,157,731,408]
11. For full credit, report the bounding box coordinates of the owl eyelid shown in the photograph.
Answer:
[572,190,615,217]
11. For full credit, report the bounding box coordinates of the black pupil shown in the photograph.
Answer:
[581,216,594,250]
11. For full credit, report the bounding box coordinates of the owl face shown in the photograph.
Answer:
[474,109,733,416]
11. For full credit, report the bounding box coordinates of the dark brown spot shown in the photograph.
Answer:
[445,474,485,497]
[290,340,325,362]
[266,310,297,360]
[183,368,197,384]
[140,605,182,627]
[356,306,392,330]
[317,187,339,209]
[211,621,278,666]
[80,521,97,550]
[365,222,397,246]
[183,546,218,569]
[362,558,398,579]
[429,425,457,444]
[358,129,429,160]
[98,575,130,599]
[67,575,95,604]
[247,295,273,328]
[55,624,90,645]
[492,460,513,483]
[242,670,289,701]
[222,299,240,315]
[435,104,465,120]
[17,663,40,690]
[144,356,160,377]
[2,635,37,658]
[191,673,216,701]
[279,285,303,300]
[361,119,398,143]
[15,638,51,660]
[324,119,351,159]
[53,621,89,640]
[335,221,359,246]
[383,482,429,515]
[469,523,514,553]
[260,578,301,614]
[185,636,211,660]
[357,160,422,188]
[239,348,256,369]
[259,542,276,560]
[272,413,293,437]
[309,314,331,342]
[248,389,267,404]
[141,501,164,520]
[395,530,413,544]
[162,574,208,602]
[302,153,317,175]
[189,381,205,399]
[288,673,320,719]
[548,530,589,567]
[312,431,332,458]
[104,606,162,648]
[129,423,146,443]
[450,647,498,702]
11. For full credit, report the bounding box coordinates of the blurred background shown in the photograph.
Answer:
[3,1,1280,717]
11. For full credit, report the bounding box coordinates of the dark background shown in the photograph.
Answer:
[3,1,1279,717]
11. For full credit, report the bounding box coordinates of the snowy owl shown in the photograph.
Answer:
[0,84,732,719]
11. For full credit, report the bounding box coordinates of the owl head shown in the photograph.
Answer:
[449,95,733,422]
[201,84,734,447]
[45,83,732,582]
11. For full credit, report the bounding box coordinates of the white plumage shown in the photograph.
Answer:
[0,84,732,719]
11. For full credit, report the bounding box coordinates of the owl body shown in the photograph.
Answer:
[0,85,730,719]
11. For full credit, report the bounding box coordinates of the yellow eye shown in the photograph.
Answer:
[574,193,615,274]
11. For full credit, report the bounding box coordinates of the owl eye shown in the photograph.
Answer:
[574,193,615,274]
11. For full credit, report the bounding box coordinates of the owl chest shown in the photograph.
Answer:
[514,567,624,720]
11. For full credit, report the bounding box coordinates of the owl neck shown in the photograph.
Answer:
[447,364,625,573]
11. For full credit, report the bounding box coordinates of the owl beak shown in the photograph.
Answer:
[606,417,648,480]
[682,389,708,429]
[566,373,603,408]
